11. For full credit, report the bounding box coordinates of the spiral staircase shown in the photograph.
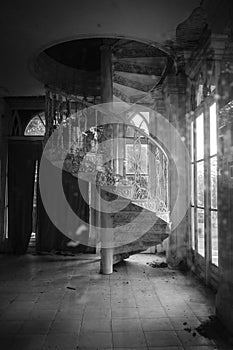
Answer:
[112,39,169,106]
[34,38,172,261]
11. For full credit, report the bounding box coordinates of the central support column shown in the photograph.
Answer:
[100,41,114,274]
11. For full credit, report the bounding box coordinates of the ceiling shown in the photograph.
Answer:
[32,38,170,100]
[0,0,201,97]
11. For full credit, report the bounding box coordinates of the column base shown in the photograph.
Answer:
[100,247,113,275]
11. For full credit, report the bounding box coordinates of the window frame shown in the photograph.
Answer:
[24,113,45,136]
[190,95,219,274]
[124,112,150,179]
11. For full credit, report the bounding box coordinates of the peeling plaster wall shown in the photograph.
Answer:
[162,72,189,267]
[216,115,233,334]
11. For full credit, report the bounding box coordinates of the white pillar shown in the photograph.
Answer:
[100,40,114,274]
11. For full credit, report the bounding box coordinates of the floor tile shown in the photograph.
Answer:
[169,316,201,330]
[6,301,35,311]
[0,253,230,350]
[113,331,147,348]
[1,309,31,321]
[11,334,46,350]
[145,330,182,347]
[112,317,142,332]
[49,319,81,333]
[112,307,139,318]
[15,293,40,302]
[27,309,57,321]
[19,319,52,334]
[81,318,111,332]
[83,307,111,320]
[0,320,23,334]
[138,307,167,318]
[77,331,113,348]
[111,299,136,308]
[43,333,78,349]
[55,309,83,321]
[141,317,173,331]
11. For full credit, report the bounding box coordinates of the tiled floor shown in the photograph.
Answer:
[0,253,230,349]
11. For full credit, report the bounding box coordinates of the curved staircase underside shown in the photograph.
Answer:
[111,200,170,264]
[33,38,172,104]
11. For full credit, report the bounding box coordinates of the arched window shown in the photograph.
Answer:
[24,113,45,136]
[125,112,150,191]
[126,112,149,137]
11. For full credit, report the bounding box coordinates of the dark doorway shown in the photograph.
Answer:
[8,138,92,254]
[8,139,42,254]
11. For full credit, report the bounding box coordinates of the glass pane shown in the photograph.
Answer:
[125,144,148,174]
[196,161,204,207]
[139,145,148,174]
[196,113,204,160]
[211,211,218,266]
[126,125,135,138]
[210,156,217,209]
[210,103,217,156]
[24,115,45,136]
[197,84,203,106]
[141,111,150,122]
[191,121,194,162]
[141,122,149,134]
[132,113,149,134]
[191,163,194,205]
[197,208,205,257]
[132,114,143,128]
[191,207,195,250]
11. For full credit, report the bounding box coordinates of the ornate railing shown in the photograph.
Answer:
[43,90,170,223]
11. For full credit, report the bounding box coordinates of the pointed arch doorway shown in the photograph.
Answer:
[7,113,91,254]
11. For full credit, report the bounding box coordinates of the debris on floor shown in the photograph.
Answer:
[66,286,76,290]
[0,253,232,349]
[184,327,192,333]
[148,261,168,268]
[54,250,75,256]
[196,315,233,345]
